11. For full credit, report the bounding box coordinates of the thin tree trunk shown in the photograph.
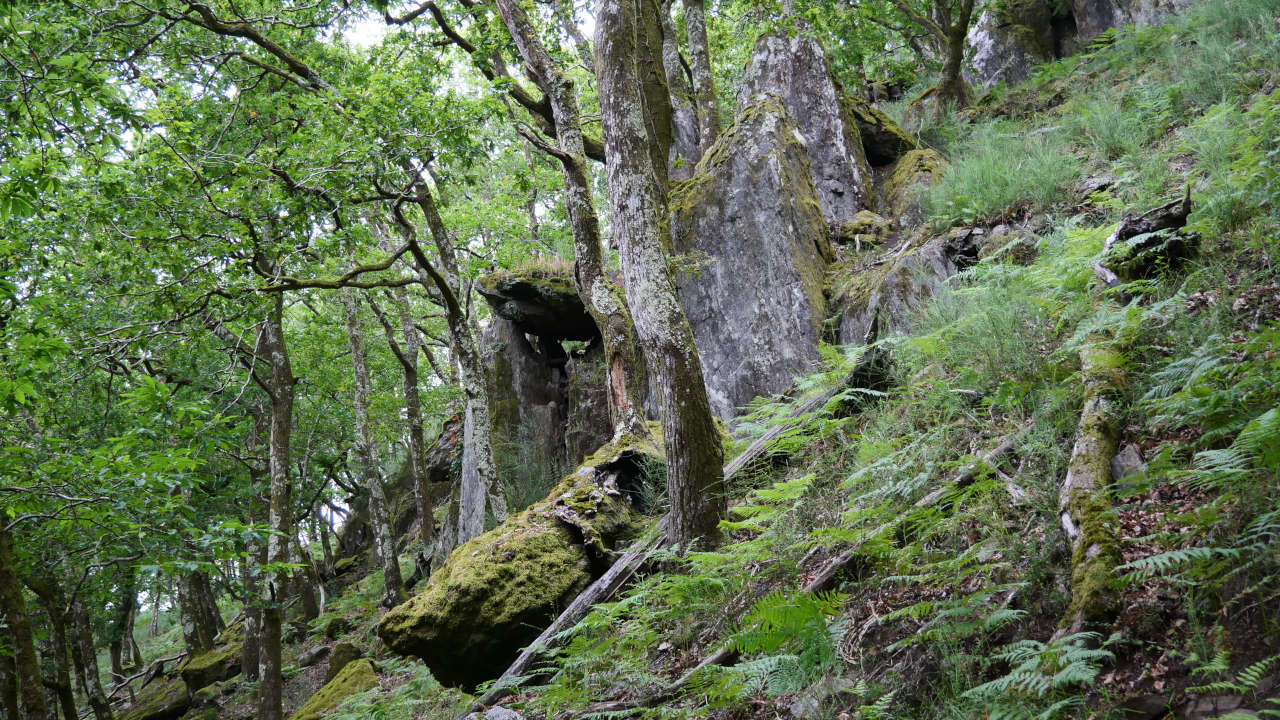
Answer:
[595,0,727,549]
[0,631,19,720]
[369,288,435,552]
[684,0,721,156]
[242,407,268,683]
[317,513,335,578]
[69,600,112,720]
[290,537,320,622]
[0,525,51,720]
[342,288,407,607]
[661,0,700,179]
[257,295,295,720]
[394,173,506,542]
[496,0,651,440]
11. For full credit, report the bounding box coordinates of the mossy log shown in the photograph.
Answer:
[1058,345,1125,634]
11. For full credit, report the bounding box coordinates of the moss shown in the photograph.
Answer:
[286,658,379,720]
[879,149,944,222]
[1062,488,1123,626]
[120,677,190,720]
[332,556,357,576]
[178,622,243,693]
[834,210,891,247]
[326,641,363,682]
[840,94,918,166]
[377,434,655,688]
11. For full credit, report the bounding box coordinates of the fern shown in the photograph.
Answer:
[964,633,1118,720]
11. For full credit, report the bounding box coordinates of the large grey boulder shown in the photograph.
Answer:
[967,0,1055,90]
[671,96,833,419]
[738,31,872,228]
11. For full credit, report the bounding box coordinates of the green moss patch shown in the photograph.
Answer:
[120,678,190,720]
[377,436,655,688]
[286,658,379,720]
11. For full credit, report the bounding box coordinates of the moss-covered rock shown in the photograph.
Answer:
[834,210,892,249]
[178,623,242,693]
[120,678,190,720]
[877,149,944,230]
[326,641,363,683]
[286,658,379,720]
[477,269,597,341]
[840,95,917,166]
[376,436,654,688]
[1097,228,1198,283]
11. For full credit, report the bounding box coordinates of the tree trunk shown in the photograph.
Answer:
[290,537,320,622]
[595,0,727,550]
[107,569,137,683]
[370,288,435,553]
[0,525,51,720]
[496,0,652,440]
[396,170,506,542]
[684,0,721,156]
[661,0,700,179]
[69,600,112,720]
[242,408,267,683]
[257,295,295,720]
[36,612,75,720]
[935,0,975,111]
[1,631,22,720]
[175,573,215,657]
[342,288,407,607]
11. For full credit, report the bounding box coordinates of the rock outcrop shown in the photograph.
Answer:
[739,31,873,228]
[376,437,655,688]
[671,97,834,419]
[876,149,944,231]
[967,0,1057,90]
[478,270,598,342]
[1071,0,1192,42]
[479,269,613,486]
[832,229,981,347]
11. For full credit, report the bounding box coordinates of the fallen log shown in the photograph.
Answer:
[1056,344,1125,636]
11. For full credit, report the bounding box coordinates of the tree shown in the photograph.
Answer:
[494,0,652,440]
[594,0,727,549]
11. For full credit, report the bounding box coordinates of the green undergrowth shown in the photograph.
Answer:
[477,3,1280,717]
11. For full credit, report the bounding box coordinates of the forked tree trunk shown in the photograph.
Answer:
[495,0,651,439]
[257,295,295,720]
[36,609,75,720]
[369,288,435,552]
[0,525,51,720]
[595,0,727,549]
[684,0,721,156]
[396,174,506,543]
